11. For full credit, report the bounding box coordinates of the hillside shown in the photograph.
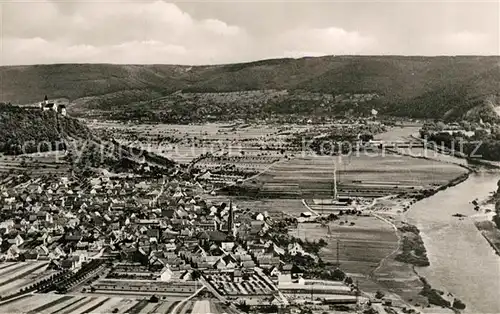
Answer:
[0,104,177,177]
[1,56,499,121]
[0,104,91,155]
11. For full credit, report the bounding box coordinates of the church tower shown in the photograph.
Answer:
[227,200,234,235]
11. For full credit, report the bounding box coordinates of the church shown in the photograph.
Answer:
[39,95,67,116]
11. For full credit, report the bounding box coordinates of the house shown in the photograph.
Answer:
[231,269,243,283]
[158,266,174,282]
[281,264,293,275]
[221,241,235,251]
[61,258,78,270]
[269,266,281,278]
[6,245,21,260]
[287,243,305,256]
[24,250,39,260]
[8,234,24,247]
[43,103,58,112]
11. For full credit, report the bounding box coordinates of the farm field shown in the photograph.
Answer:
[289,216,398,276]
[171,299,238,314]
[0,153,69,175]
[247,153,466,198]
[0,294,237,314]
[374,126,421,142]
[233,198,308,216]
[0,262,53,296]
[90,122,305,165]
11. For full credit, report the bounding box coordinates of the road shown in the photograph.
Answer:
[191,300,211,314]
[170,285,206,314]
[301,199,320,216]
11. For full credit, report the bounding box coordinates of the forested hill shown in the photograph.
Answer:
[0,104,91,155]
[1,56,499,121]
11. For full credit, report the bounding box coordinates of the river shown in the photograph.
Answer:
[407,173,500,314]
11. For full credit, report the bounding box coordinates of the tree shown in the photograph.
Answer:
[452,298,466,310]
[191,270,202,281]
[331,268,346,281]
[344,276,353,285]
[318,238,327,247]
[375,290,385,299]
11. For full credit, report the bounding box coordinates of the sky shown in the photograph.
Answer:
[1,0,499,65]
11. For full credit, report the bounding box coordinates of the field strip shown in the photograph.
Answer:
[0,293,31,307]
[163,301,180,314]
[96,297,133,313]
[0,262,33,277]
[139,301,161,314]
[48,296,88,314]
[0,294,62,313]
[0,263,19,271]
[124,299,148,314]
[81,297,110,314]
[370,212,401,276]
[0,263,48,287]
[211,301,239,314]
[0,265,49,295]
[178,301,194,314]
[66,297,108,314]
[169,285,205,314]
[59,297,98,314]
[27,296,73,314]
[191,300,210,314]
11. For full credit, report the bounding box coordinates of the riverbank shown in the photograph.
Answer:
[367,157,478,312]
[407,173,500,314]
[475,221,500,256]
[369,214,460,312]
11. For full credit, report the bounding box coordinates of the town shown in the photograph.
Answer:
[0,96,482,314]
[0,4,499,310]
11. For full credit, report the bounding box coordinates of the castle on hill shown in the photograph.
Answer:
[39,95,67,116]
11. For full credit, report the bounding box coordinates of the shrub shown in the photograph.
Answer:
[375,290,385,299]
[452,298,466,310]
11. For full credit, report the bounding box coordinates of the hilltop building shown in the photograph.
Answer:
[39,95,67,116]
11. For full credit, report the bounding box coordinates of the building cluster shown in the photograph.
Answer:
[0,171,356,307]
[39,95,67,116]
